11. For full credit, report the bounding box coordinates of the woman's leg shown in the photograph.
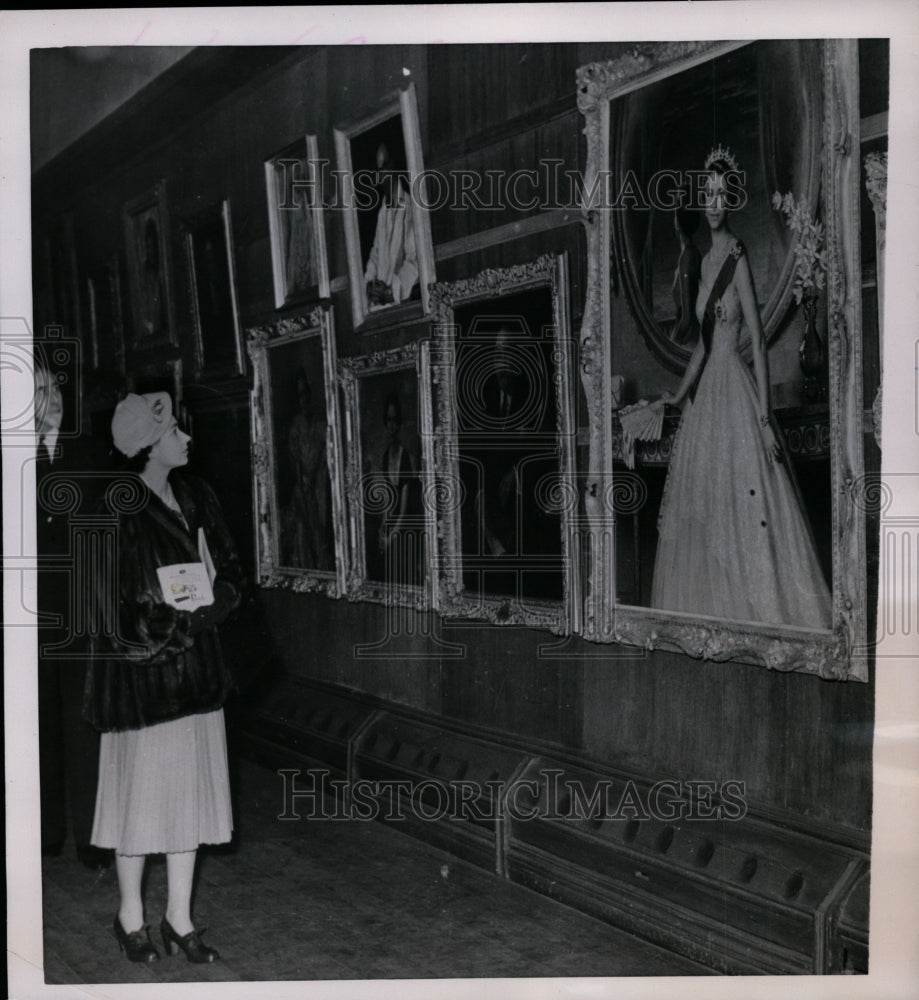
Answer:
[115,854,146,931]
[164,849,197,936]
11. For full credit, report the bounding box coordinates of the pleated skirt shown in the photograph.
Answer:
[91,708,233,856]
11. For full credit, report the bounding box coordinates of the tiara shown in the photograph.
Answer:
[705,145,740,172]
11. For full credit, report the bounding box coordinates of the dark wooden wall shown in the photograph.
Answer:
[32,41,878,837]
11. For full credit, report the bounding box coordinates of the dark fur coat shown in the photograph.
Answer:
[83,472,244,732]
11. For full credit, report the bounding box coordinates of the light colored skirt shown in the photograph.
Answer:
[91,708,233,856]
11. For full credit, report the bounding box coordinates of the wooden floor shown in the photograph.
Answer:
[41,756,706,984]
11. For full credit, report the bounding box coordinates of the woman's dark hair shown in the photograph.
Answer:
[707,157,735,177]
[675,186,700,238]
[115,444,154,473]
[383,391,402,425]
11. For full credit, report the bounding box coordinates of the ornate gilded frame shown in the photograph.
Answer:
[182,198,245,378]
[122,179,177,353]
[247,307,347,597]
[264,133,331,309]
[429,253,579,634]
[86,253,125,374]
[338,342,436,608]
[577,40,868,680]
[333,82,436,331]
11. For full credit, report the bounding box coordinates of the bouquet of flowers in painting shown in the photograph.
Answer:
[772,191,828,303]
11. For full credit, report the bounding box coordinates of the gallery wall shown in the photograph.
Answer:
[31,41,881,837]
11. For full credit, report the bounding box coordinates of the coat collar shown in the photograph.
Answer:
[141,473,198,554]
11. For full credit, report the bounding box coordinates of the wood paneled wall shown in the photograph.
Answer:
[33,41,876,837]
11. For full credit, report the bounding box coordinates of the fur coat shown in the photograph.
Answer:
[83,472,244,732]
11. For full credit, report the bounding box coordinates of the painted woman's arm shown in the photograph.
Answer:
[734,253,781,460]
[651,335,706,412]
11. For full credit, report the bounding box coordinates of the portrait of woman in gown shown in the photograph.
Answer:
[282,368,332,570]
[374,391,422,585]
[647,150,831,629]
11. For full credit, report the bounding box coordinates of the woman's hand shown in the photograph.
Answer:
[186,581,239,635]
[648,391,673,414]
[760,421,782,463]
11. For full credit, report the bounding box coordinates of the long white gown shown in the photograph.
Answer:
[650,240,832,629]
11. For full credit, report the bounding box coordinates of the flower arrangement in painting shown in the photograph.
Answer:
[772,191,827,303]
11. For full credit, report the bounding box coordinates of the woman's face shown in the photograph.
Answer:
[149,419,191,470]
[703,171,729,232]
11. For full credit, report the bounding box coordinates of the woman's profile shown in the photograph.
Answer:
[647,148,831,629]
[84,391,244,963]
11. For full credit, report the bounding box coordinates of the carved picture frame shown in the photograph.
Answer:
[85,253,125,374]
[576,40,868,680]
[246,308,347,597]
[338,341,435,608]
[333,83,436,332]
[182,198,245,378]
[429,253,579,634]
[264,133,331,309]
[122,179,177,353]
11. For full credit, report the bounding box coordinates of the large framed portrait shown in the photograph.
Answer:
[577,40,868,680]
[85,254,125,374]
[122,179,177,352]
[429,253,579,633]
[246,308,347,597]
[333,83,436,330]
[264,134,330,309]
[338,341,434,607]
[182,198,244,378]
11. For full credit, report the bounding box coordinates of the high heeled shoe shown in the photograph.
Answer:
[160,916,220,963]
[113,915,160,963]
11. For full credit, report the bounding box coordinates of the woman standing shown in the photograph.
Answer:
[649,150,831,628]
[84,391,244,963]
